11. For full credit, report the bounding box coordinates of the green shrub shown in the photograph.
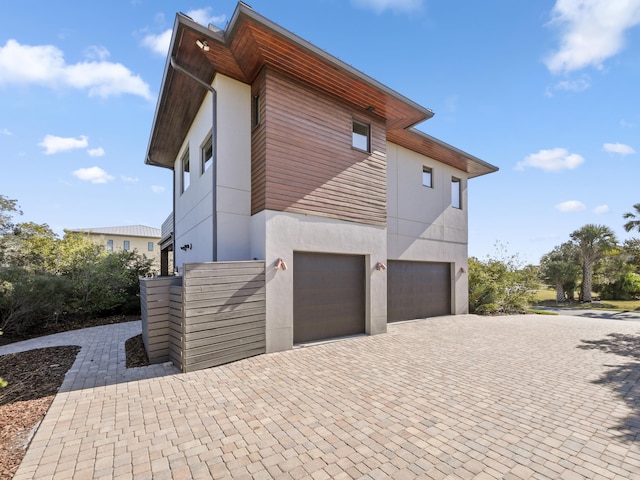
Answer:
[600,273,640,300]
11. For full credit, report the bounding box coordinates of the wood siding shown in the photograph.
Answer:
[251,69,267,214]
[140,276,183,364]
[176,261,266,372]
[251,69,387,226]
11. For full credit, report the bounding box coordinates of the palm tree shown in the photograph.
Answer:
[570,224,617,302]
[623,203,640,233]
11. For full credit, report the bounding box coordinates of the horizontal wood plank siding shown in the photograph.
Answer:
[140,276,183,364]
[252,69,387,226]
[180,261,266,372]
[251,69,267,214]
[169,286,184,369]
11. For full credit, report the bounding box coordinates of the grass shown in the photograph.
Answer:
[532,289,640,311]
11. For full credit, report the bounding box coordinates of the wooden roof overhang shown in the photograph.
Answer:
[145,3,498,178]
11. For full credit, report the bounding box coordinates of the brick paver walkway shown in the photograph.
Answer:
[5,314,640,479]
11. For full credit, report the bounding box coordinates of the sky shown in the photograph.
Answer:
[1,0,639,265]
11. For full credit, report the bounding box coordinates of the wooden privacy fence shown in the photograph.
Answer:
[140,276,182,364]
[140,260,266,373]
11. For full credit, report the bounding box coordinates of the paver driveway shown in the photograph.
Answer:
[9,314,640,479]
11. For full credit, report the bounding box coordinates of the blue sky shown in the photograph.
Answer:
[1,0,639,264]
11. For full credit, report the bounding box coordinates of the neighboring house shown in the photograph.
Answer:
[144,3,498,356]
[70,225,161,270]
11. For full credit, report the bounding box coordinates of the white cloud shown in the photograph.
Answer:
[554,76,591,93]
[121,176,139,183]
[545,0,640,74]
[39,134,88,154]
[84,45,110,61]
[141,29,173,56]
[620,119,636,128]
[351,0,423,14]
[1,128,11,136]
[151,185,165,193]
[0,39,152,100]
[516,148,584,172]
[72,166,114,184]
[556,200,586,212]
[593,204,609,214]
[87,147,105,157]
[142,8,226,56]
[603,142,636,155]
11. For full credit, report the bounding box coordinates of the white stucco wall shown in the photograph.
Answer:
[214,74,252,261]
[386,142,470,314]
[261,210,388,353]
[173,74,252,272]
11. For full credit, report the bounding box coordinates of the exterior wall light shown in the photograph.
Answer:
[275,258,288,270]
[375,262,386,271]
[180,243,192,251]
[196,39,210,51]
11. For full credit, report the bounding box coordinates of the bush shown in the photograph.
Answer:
[0,267,70,334]
[599,273,640,300]
[469,244,540,314]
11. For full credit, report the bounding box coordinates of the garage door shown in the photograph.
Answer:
[387,260,451,322]
[293,252,365,344]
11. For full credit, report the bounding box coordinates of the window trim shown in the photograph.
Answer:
[106,239,113,253]
[451,177,462,209]
[148,241,154,252]
[123,240,130,251]
[352,120,370,153]
[201,134,213,175]
[422,166,433,188]
[181,148,190,194]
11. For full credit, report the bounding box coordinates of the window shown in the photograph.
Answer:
[422,167,433,188]
[352,120,370,152]
[201,135,213,174]
[106,239,113,252]
[124,240,130,251]
[253,94,260,127]
[148,242,154,252]
[181,148,190,193]
[451,177,461,209]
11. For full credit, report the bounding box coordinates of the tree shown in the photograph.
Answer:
[539,242,580,302]
[468,243,539,314]
[570,224,617,302]
[623,203,640,233]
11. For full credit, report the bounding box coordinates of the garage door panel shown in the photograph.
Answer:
[294,252,365,343]
[387,260,451,322]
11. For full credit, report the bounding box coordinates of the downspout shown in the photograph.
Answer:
[169,56,218,261]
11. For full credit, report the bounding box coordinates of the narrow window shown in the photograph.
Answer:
[148,242,154,252]
[451,177,461,209]
[422,166,433,188]
[201,135,213,174]
[124,240,130,251]
[181,148,190,193]
[106,239,113,252]
[352,120,370,152]
[253,94,260,127]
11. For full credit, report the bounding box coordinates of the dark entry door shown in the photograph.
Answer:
[293,252,365,343]
[387,260,451,322]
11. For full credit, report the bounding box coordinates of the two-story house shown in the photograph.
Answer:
[144,3,498,357]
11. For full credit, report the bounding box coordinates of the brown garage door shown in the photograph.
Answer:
[387,260,451,322]
[293,252,365,344]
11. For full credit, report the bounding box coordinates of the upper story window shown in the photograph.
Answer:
[201,135,213,174]
[422,167,433,188]
[148,242,154,252]
[451,177,462,209]
[253,94,261,127]
[352,120,370,152]
[106,239,113,252]
[181,148,190,193]
[124,240,131,251]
